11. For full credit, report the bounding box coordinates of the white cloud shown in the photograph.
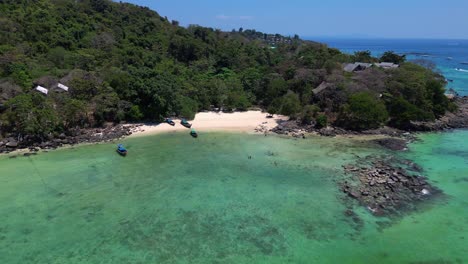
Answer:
[215,14,231,20]
[239,16,254,21]
[215,15,254,21]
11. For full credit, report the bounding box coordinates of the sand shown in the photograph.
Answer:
[127,111,288,137]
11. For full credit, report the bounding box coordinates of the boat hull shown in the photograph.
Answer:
[116,149,127,156]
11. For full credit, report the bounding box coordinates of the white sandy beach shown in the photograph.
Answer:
[128,111,288,137]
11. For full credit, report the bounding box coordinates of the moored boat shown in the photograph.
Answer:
[181,119,192,128]
[165,118,175,126]
[116,144,127,156]
[190,129,198,138]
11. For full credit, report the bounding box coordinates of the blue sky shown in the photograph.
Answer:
[122,0,468,39]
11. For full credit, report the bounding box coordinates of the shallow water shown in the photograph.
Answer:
[0,132,466,263]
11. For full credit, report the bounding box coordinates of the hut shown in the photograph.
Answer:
[35,86,48,95]
[57,83,69,92]
[343,62,373,72]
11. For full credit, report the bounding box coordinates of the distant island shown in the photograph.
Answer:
[0,0,467,152]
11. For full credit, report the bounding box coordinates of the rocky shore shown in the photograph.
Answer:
[341,156,442,216]
[270,96,468,150]
[409,96,468,131]
[0,124,142,155]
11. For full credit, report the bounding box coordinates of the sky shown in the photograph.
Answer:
[122,0,468,39]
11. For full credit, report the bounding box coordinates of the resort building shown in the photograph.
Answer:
[343,62,400,72]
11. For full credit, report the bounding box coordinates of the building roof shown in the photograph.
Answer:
[313,81,330,94]
[35,86,48,95]
[344,62,399,72]
[57,83,69,91]
[343,62,373,72]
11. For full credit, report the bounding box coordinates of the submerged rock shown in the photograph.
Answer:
[341,155,443,216]
[373,138,408,151]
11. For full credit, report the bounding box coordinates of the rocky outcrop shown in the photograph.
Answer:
[0,124,142,154]
[270,96,468,139]
[341,156,442,216]
[271,119,408,139]
[409,96,468,131]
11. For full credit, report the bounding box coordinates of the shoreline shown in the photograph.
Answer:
[0,111,289,156]
[2,100,468,156]
[127,111,288,138]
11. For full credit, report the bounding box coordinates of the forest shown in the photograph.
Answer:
[0,0,454,140]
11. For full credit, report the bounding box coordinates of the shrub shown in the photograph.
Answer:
[315,114,328,129]
[339,92,388,130]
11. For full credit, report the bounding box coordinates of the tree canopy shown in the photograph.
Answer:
[0,0,454,137]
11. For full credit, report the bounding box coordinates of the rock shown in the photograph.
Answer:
[373,138,408,151]
[341,155,443,217]
[6,141,18,148]
[421,189,430,195]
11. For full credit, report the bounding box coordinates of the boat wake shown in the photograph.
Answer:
[455,68,468,73]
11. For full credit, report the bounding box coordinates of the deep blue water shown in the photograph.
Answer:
[312,38,468,95]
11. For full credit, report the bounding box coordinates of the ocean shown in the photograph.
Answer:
[314,38,468,95]
[0,39,467,263]
[0,131,467,263]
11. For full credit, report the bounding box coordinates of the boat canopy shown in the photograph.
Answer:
[117,144,127,151]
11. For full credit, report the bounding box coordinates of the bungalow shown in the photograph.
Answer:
[57,83,69,91]
[343,62,373,72]
[343,62,399,72]
[35,86,48,95]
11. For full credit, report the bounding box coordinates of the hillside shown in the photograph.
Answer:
[0,0,454,141]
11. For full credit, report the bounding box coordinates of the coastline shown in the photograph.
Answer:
[127,111,289,138]
[0,111,289,156]
[2,97,468,156]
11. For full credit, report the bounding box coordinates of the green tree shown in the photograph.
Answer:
[62,99,87,128]
[127,105,144,121]
[176,96,198,120]
[3,93,58,137]
[267,98,282,115]
[380,51,406,64]
[315,114,328,129]
[353,50,373,63]
[301,104,320,125]
[340,92,388,130]
[9,64,32,89]
[279,91,301,118]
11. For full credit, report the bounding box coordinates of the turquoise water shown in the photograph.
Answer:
[0,132,467,263]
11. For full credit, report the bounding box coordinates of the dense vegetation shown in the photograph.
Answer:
[0,0,454,140]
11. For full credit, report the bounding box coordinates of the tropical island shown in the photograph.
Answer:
[1,1,468,263]
[1,0,468,154]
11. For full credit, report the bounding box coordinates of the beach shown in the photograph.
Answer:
[128,111,288,137]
